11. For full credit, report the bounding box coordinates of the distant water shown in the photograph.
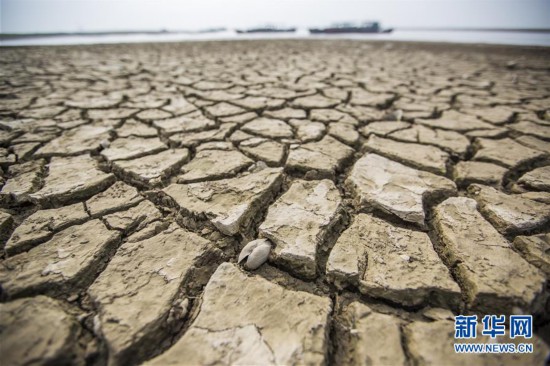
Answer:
[1,29,549,47]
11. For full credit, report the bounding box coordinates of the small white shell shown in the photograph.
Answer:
[238,239,272,270]
[92,314,102,337]
[394,109,403,121]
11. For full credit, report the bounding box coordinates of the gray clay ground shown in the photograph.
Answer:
[0,40,549,365]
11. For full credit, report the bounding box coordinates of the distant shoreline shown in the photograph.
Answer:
[396,27,550,33]
[0,29,224,41]
[2,27,550,41]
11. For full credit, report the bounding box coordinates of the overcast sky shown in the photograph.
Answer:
[1,0,550,34]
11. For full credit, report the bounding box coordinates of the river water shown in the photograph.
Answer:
[1,29,549,47]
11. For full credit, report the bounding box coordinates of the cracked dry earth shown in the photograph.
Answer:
[0,40,549,366]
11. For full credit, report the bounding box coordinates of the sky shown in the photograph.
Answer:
[1,0,550,34]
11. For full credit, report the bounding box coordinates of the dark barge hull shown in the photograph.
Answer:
[236,28,297,34]
[309,27,393,34]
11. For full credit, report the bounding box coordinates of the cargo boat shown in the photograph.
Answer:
[236,27,297,34]
[309,22,392,34]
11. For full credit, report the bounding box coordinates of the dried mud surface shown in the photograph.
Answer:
[0,40,549,365]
